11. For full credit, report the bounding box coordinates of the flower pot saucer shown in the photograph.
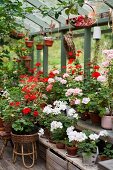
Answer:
[66,153,79,158]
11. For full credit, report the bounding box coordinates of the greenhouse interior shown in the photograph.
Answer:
[1,0,113,169]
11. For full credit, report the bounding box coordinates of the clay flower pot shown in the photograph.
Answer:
[90,112,101,125]
[44,37,54,47]
[25,40,34,48]
[66,146,78,156]
[101,115,113,130]
[36,44,43,50]
[56,142,65,149]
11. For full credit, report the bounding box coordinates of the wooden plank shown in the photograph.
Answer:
[47,157,67,170]
[47,149,67,169]
[68,162,80,170]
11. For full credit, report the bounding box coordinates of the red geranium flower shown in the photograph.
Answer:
[22,108,31,115]
[93,65,100,70]
[76,64,82,69]
[10,102,15,106]
[15,102,20,107]
[29,94,37,101]
[33,111,39,117]
[91,71,101,78]
[35,62,41,67]
[68,51,73,56]
[68,58,75,64]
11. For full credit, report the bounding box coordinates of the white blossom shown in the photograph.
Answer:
[63,73,69,78]
[82,97,90,104]
[50,121,63,132]
[97,76,107,82]
[43,105,53,114]
[66,126,75,135]
[67,108,76,117]
[52,70,59,75]
[75,75,83,82]
[89,134,99,141]
[99,130,108,137]
[75,99,81,105]
[38,128,44,136]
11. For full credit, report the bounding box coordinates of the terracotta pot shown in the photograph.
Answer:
[81,112,90,121]
[36,44,43,50]
[56,142,65,149]
[25,41,34,48]
[44,39,54,47]
[101,115,113,130]
[17,33,25,39]
[22,56,32,68]
[66,146,78,156]
[90,113,101,125]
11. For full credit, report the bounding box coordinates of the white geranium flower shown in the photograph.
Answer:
[75,75,83,82]
[75,132,87,142]
[89,134,99,141]
[63,73,69,78]
[67,108,76,117]
[38,128,44,136]
[43,105,53,114]
[82,97,90,104]
[50,121,63,132]
[66,126,74,135]
[75,99,81,105]
[99,130,108,137]
[60,79,67,84]
[73,113,79,119]
[52,108,61,115]
[52,70,59,75]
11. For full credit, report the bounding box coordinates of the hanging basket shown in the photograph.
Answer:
[66,15,96,28]
[36,44,43,50]
[25,40,34,48]
[44,37,54,47]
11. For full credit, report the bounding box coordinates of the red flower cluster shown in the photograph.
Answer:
[91,71,101,78]
[10,101,20,107]
[22,107,31,115]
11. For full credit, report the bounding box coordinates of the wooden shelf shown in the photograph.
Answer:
[39,137,98,170]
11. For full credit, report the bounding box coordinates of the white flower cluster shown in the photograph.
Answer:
[67,108,79,119]
[48,78,55,84]
[74,75,83,82]
[38,128,44,136]
[43,101,68,115]
[66,127,108,143]
[50,121,63,132]
[82,97,90,104]
[66,127,87,142]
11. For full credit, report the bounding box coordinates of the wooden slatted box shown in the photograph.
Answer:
[68,162,80,170]
[46,149,68,170]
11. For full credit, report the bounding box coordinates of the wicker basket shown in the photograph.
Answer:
[11,132,39,143]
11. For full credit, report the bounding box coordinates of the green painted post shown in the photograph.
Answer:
[61,32,66,73]
[84,28,91,78]
[30,46,34,68]
[43,45,48,76]
[37,50,41,71]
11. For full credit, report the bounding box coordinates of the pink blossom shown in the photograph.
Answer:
[52,70,59,75]
[101,61,109,67]
[73,88,82,95]
[75,99,81,105]
[48,78,55,84]
[75,75,83,82]
[97,75,106,82]
[46,84,53,91]
[60,79,67,84]
[63,73,69,78]
[82,97,90,104]
[106,54,113,61]
[65,88,74,96]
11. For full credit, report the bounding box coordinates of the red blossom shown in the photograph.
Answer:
[76,53,80,57]
[91,71,101,78]
[79,71,83,75]
[68,51,73,57]
[68,58,75,64]
[77,50,82,53]
[76,64,82,69]
[49,72,55,78]
[29,94,37,101]
[22,108,31,115]
[33,111,39,117]
[93,65,100,70]
[72,70,75,74]
[15,102,20,107]
[35,62,41,67]
[10,102,15,106]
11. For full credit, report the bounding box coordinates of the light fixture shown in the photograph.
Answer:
[93,26,101,39]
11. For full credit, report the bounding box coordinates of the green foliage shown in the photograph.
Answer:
[102,143,113,159]
[51,128,66,142]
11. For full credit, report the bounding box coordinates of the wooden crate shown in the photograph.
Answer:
[38,142,47,160]
[68,162,80,170]
[46,149,68,170]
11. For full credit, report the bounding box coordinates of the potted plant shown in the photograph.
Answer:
[78,129,108,166]
[50,121,65,149]
[44,37,54,47]
[25,37,34,48]
[36,36,44,50]
[98,143,113,161]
